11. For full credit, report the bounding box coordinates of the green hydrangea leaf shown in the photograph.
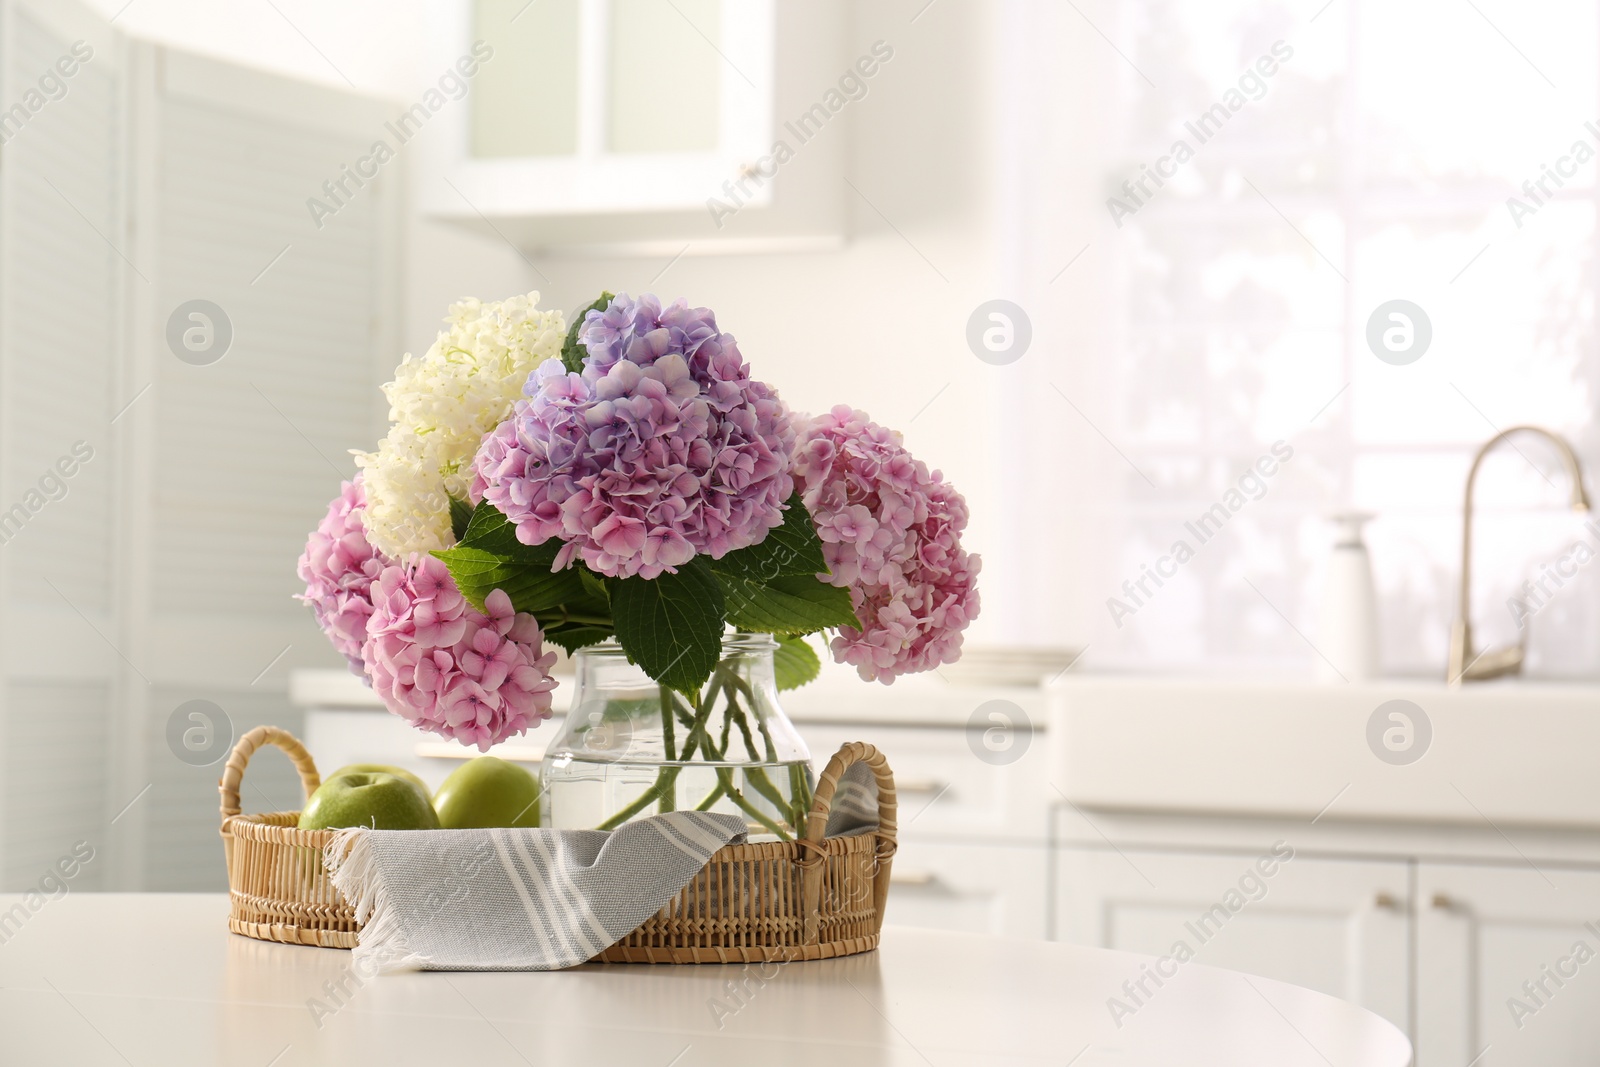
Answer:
[720,573,860,635]
[561,291,615,374]
[773,634,822,691]
[435,499,584,615]
[455,498,546,560]
[432,545,584,615]
[709,494,827,582]
[609,559,726,694]
[543,625,614,655]
[579,567,611,605]
[448,495,475,543]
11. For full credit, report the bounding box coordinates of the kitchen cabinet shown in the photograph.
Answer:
[797,720,1050,843]
[1416,862,1600,1067]
[800,720,1052,938]
[423,0,773,219]
[420,0,852,255]
[882,838,1049,940]
[1054,844,1412,1032]
[1052,842,1600,1062]
[1046,674,1600,1065]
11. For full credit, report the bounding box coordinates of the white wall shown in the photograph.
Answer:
[80,0,432,95]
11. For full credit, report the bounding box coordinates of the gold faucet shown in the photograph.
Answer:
[1448,426,1590,686]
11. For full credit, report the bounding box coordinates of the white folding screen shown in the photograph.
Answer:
[0,0,124,893]
[0,1,400,890]
[134,48,399,891]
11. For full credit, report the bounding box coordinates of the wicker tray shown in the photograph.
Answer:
[219,726,897,963]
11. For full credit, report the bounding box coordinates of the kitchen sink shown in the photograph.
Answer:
[1048,677,1600,827]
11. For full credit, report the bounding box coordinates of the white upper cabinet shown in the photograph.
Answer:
[421,1,773,217]
[419,0,850,255]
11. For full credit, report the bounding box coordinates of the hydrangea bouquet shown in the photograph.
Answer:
[299,291,979,831]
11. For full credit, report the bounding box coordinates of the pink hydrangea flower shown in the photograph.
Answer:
[472,293,795,579]
[297,476,389,674]
[792,406,981,683]
[362,556,559,751]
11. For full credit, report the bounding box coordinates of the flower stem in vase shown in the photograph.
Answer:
[724,673,778,761]
[788,762,814,832]
[657,689,678,812]
[726,690,760,760]
[594,769,677,830]
[694,779,728,811]
[597,678,722,829]
[718,677,798,837]
[544,636,817,833]
[716,766,793,840]
[689,679,733,811]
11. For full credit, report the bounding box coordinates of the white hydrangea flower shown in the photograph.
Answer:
[355,292,565,558]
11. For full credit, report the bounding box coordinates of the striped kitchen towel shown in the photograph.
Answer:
[323,811,748,973]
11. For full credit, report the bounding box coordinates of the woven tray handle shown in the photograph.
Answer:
[799,742,897,943]
[802,741,898,849]
[219,725,322,823]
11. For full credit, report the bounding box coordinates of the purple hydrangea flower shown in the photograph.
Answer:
[793,406,982,683]
[472,293,795,579]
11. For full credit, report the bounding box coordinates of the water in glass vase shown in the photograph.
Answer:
[541,635,816,840]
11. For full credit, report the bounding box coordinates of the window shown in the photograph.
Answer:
[1008,0,1600,678]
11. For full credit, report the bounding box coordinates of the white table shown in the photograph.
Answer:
[0,894,1411,1066]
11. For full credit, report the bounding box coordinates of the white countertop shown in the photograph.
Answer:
[291,665,1051,730]
[0,894,1410,1066]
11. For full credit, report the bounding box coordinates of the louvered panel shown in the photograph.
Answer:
[3,9,118,612]
[0,15,397,892]
[152,93,385,617]
[140,688,303,891]
[2,682,108,890]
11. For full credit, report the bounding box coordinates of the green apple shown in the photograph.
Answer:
[326,763,431,803]
[298,772,440,831]
[434,758,541,829]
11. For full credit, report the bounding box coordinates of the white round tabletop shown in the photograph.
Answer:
[0,894,1410,1066]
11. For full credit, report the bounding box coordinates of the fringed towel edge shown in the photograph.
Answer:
[323,827,427,973]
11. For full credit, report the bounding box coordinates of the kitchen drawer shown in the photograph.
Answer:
[882,839,1049,939]
[800,723,1049,842]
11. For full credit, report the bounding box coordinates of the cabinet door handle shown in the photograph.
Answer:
[889,869,940,887]
[896,778,945,794]
[1373,892,1398,910]
[1430,893,1453,910]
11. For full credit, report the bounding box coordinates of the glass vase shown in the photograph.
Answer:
[540,634,815,839]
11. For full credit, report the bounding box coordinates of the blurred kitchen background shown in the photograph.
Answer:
[3,0,1599,1059]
